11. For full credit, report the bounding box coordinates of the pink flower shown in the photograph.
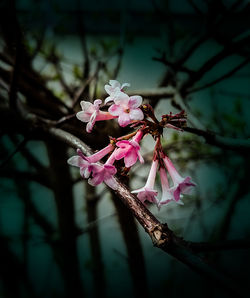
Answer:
[67,149,92,178]
[158,167,184,207]
[67,144,113,176]
[163,156,195,202]
[114,130,144,167]
[131,159,158,204]
[76,99,116,133]
[67,145,118,189]
[104,80,130,104]
[88,150,118,190]
[88,164,117,189]
[108,92,144,127]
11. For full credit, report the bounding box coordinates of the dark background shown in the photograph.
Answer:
[0,0,250,297]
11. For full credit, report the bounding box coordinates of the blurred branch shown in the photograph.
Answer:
[180,35,250,94]
[0,53,71,116]
[76,0,90,80]
[46,140,84,297]
[187,0,204,15]
[189,239,250,253]
[0,136,28,169]
[49,51,74,97]
[0,169,51,188]
[153,53,195,75]
[183,127,250,152]
[188,56,250,94]
[85,183,106,298]
[126,86,175,100]
[111,191,149,298]
[72,61,102,108]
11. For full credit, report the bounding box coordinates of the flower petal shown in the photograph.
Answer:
[80,101,93,112]
[108,104,123,116]
[80,167,91,178]
[104,176,118,190]
[104,85,112,95]
[94,99,102,107]
[67,156,83,167]
[131,187,145,194]
[118,112,131,127]
[121,82,130,90]
[86,111,97,133]
[114,148,127,160]
[116,140,131,149]
[76,110,91,122]
[124,150,137,167]
[104,164,117,175]
[113,91,129,106]
[137,151,144,164]
[104,96,113,104]
[109,80,121,88]
[129,108,144,121]
[128,96,142,108]
[88,174,104,186]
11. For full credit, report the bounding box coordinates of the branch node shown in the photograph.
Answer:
[150,224,173,247]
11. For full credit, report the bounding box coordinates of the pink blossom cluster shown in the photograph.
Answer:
[68,80,195,209]
[76,80,144,132]
[68,130,144,190]
[131,149,196,208]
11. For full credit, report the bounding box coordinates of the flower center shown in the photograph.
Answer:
[125,108,130,113]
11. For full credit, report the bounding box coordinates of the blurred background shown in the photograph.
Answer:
[0,0,250,297]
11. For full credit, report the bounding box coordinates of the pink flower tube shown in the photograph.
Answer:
[163,156,195,202]
[76,100,117,133]
[158,167,184,207]
[131,159,158,204]
[67,144,116,189]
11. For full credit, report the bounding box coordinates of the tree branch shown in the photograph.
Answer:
[42,126,247,297]
[187,56,250,93]
[183,127,250,153]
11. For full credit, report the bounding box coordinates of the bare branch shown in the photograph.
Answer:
[183,127,250,152]
[126,86,175,100]
[188,56,250,93]
[180,35,250,94]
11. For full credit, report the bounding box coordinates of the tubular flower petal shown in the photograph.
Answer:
[76,100,116,133]
[83,144,114,163]
[163,156,196,202]
[131,159,158,204]
[108,92,144,127]
[104,80,130,104]
[158,167,179,207]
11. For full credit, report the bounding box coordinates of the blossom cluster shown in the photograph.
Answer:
[68,80,195,209]
[76,80,144,132]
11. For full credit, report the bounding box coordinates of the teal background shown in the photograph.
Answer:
[0,1,250,297]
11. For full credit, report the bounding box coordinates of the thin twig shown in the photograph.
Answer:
[187,56,250,93]
[0,137,28,169]
[183,127,250,153]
